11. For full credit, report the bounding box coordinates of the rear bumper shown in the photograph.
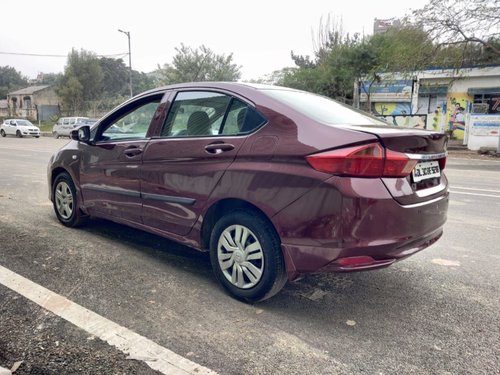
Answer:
[282,227,443,279]
[282,229,443,280]
[273,176,449,280]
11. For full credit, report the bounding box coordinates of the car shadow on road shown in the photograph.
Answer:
[78,217,432,317]
[81,217,213,274]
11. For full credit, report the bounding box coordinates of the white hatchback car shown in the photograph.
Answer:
[0,119,40,138]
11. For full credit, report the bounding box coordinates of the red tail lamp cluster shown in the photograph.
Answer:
[306,143,422,178]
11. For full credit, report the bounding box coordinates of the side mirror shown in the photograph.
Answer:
[72,126,91,143]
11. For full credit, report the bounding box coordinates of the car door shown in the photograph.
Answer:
[6,120,17,135]
[79,93,166,223]
[141,90,265,236]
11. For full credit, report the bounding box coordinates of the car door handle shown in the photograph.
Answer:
[204,143,235,154]
[123,147,143,157]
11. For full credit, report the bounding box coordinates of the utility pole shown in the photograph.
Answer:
[118,29,133,98]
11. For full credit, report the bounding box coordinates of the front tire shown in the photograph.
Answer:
[16,130,22,138]
[209,210,287,303]
[52,172,85,227]
[53,132,59,139]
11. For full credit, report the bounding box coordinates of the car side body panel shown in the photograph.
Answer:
[140,135,248,235]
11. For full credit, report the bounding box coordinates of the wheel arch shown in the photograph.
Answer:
[50,167,71,192]
[200,198,280,251]
[50,167,83,210]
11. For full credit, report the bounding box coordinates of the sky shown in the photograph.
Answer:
[1,0,430,81]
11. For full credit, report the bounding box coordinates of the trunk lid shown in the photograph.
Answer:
[344,124,448,205]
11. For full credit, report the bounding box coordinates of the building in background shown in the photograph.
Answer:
[7,85,60,122]
[373,18,401,34]
[354,65,500,150]
[0,100,8,119]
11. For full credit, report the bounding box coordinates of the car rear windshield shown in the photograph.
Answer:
[262,88,387,126]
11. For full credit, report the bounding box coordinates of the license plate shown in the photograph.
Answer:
[412,161,440,182]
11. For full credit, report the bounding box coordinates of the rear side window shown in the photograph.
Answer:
[263,88,387,126]
[220,99,266,135]
[161,91,266,137]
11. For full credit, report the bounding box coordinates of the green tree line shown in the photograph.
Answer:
[55,45,240,116]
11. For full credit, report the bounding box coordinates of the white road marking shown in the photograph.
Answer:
[447,157,500,163]
[431,258,461,267]
[0,264,217,375]
[450,191,500,199]
[452,186,500,194]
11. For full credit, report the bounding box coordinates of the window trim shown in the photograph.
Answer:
[93,93,165,143]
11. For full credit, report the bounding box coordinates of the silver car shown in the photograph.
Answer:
[52,117,96,138]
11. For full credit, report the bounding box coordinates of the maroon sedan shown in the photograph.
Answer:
[48,82,448,302]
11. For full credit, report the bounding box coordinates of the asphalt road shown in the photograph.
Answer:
[0,137,499,375]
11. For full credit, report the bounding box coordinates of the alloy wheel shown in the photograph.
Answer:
[55,181,74,220]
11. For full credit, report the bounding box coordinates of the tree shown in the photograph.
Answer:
[57,49,104,115]
[99,57,128,97]
[157,44,241,84]
[282,17,379,101]
[36,72,63,85]
[132,70,157,94]
[0,66,28,98]
[414,0,500,62]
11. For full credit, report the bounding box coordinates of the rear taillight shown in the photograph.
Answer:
[438,157,446,170]
[306,143,418,178]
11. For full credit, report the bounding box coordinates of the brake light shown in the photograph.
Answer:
[306,143,418,178]
[438,157,446,170]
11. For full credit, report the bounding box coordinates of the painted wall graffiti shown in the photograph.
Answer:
[379,114,427,129]
[447,93,472,140]
[426,107,444,131]
[373,102,411,116]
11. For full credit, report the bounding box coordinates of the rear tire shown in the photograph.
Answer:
[52,172,85,227]
[53,132,59,139]
[0,130,5,137]
[209,210,287,303]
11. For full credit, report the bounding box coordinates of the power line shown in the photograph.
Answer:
[0,51,128,58]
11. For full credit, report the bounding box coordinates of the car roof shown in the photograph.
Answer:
[138,81,298,97]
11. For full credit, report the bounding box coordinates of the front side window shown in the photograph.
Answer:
[161,91,266,137]
[98,98,161,142]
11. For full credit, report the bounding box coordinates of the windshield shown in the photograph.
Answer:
[17,120,33,126]
[262,88,387,126]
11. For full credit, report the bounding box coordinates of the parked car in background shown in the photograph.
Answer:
[0,119,40,138]
[47,82,449,302]
[52,117,97,138]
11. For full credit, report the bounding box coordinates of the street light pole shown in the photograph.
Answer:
[118,29,133,98]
